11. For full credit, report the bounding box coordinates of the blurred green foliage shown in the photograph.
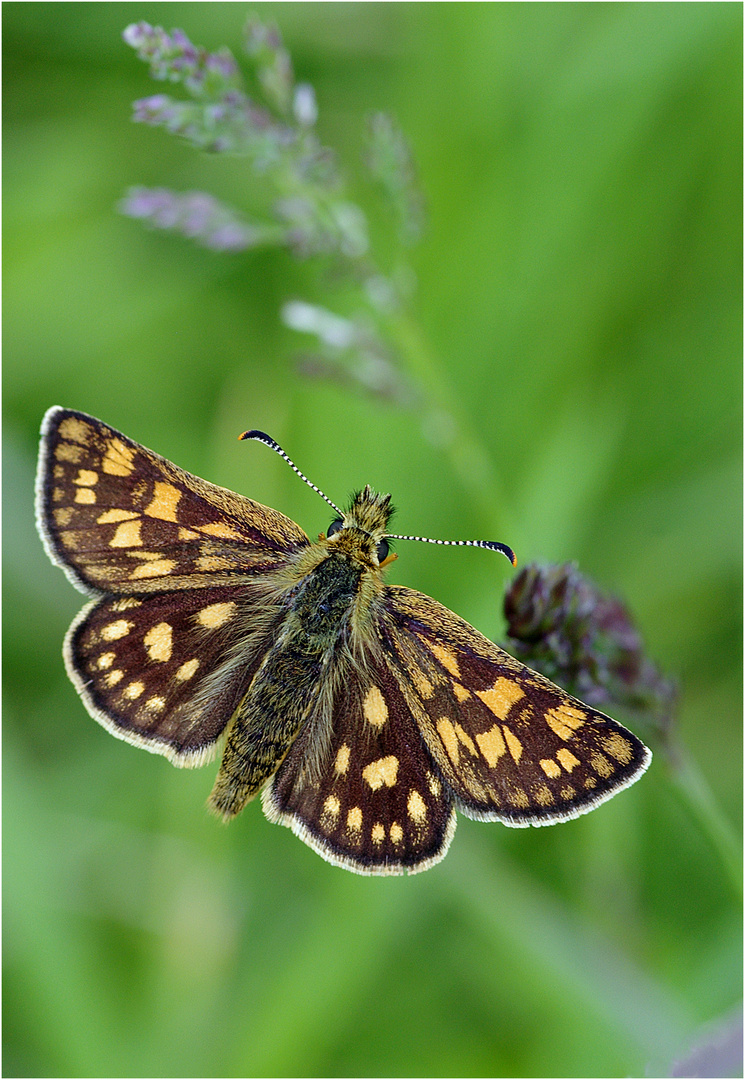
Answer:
[4,4,741,1077]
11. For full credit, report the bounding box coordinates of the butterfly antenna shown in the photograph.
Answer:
[386,531,517,567]
[240,430,344,517]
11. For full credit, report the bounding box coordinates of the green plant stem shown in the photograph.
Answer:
[667,742,742,900]
[389,309,516,541]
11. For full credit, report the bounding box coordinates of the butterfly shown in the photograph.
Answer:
[36,407,651,875]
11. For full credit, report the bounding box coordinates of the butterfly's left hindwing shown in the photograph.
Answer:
[381,586,651,827]
[66,586,283,765]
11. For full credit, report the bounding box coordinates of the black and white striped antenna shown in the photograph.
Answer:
[385,531,516,565]
[242,429,516,566]
[240,429,344,518]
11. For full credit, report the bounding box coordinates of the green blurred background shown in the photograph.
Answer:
[4,3,741,1077]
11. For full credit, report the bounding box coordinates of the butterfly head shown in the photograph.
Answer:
[326,485,395,567]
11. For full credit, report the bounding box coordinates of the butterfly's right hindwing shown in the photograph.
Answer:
[381,586,651,827]
[263,656,457,875]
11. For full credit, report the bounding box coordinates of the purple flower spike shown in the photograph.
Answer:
[122,16,376,261]
[122,23,153,50]
[119,187,267,252]
[123,23,242,99]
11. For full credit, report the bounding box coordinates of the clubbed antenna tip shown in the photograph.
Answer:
[387,531,516,566]
[239,429,343,517]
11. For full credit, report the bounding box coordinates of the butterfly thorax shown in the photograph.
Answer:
[286,553,365,646]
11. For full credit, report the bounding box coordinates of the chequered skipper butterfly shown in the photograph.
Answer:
[36,408,651,875]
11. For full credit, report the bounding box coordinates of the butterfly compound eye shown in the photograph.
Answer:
[376,539,389,563]
[327,519,344,537]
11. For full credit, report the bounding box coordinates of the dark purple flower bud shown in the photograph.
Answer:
[504,563,676,743]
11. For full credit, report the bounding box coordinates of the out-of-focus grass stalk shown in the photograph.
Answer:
[667,747,742,901]
[388,308,512,536]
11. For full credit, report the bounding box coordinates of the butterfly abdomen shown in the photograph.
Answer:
[209,552,366,818]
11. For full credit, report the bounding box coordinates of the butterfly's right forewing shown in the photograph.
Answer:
[382,586,651,827]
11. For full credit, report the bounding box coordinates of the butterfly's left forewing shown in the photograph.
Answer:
[36,407,309,597]
[382,586,651,827]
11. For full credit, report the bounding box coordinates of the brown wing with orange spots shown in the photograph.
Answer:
[381,586,651,826]
[262,661,457,875]
[36,407,309,597]
[64,586,281,766]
